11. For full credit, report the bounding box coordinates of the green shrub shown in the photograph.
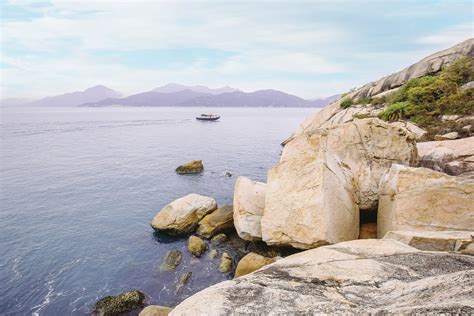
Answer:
[379,101,413,122]
[441,57,473,85]
[352,113,370,119]
[356,96,372,105]
[340,98,353,109]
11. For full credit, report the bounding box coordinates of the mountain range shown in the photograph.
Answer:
[2,84,339,108]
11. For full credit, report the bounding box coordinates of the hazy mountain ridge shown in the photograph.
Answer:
[153,83,239,95]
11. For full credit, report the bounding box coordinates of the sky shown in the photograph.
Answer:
[0,0,472,100]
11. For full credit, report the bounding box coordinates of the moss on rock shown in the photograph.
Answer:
[94,290,145,316]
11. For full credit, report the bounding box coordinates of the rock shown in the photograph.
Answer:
[417,137,474,176]
[460,80,474,92]
[187,236,207,257]
[435,132,458,140]
[169,239,474,315]
[378,164,474,238]
[462,125,472,133]
[210,233,227,244]
[233,177,266,241]
[441,115,462,121]
[390,121,428,141]
[139,305,172,316]
[160,250,182,271]
[176,272,192,293]
[208,249,218,259]
[384,230,473,252]
[94,290,145,316]
[262,150,359,249]
[197,205,233,238]
[234,253,276,278]
[359,223,377,239]
[151,194,217,235]
[218,252,233,273]
[175,160,203,174]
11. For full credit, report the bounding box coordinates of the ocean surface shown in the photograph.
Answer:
[0,106,316,315]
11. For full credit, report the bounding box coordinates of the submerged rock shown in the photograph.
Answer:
[235,253,276,278]
[170,240,474,314]
[175,160,203,174]
[218,252,233,273]
[94,290,145,316]
[139,305,172,316]
[176,272,192,293]
[378,164,474,238]
[187,236,207,257]
[384,230,473,253]
[233,176,266,241]
[208,249,218,259]
[197,205,234,238]
[151,194,217,235]
[160,250,182,271]
[210,233,227,244]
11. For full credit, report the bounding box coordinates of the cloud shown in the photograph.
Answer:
[417,22,473,46]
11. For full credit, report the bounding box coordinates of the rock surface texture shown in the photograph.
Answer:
[170,240,474,315]
[417,136,474,177]
[384,230,473,253]
[378,164,474,238]
[151,194,217,235]
[197,205,233,238]
[233,177,266,241]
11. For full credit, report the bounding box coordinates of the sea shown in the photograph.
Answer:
[0,106,316,315]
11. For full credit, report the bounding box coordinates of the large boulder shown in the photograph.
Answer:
[196,205,233,238]
[234,253,276,278]
[417,136,474,177]
[262,150,359,249]
[169,239,474,315]
[151,194,217,235]
[384,230,473,253]
[378,164,474,238]
[233,177,266,241]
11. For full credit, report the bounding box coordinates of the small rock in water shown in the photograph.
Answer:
[224,171,232,177]
[176,272,192,293]
[160,250,182,271]
[175,160,204,174]
[94,290,145,316]
[139,305,172,316]
[187,236,207,257]
[208,249,218,259]
[211,233,227,244]
[218,252,233,273]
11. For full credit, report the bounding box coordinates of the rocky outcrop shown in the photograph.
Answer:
[187,236,207,257]
[384,230,473,253]
[262,150,359,249]
[234,253,276,278]
[170,239,474,315]
[151,194,217,235]
[94,290,145,316]
[197,205,233,238]
[175,160,203,174]
[233,177,266,241]
[417,136,474,177]
[378,164,474,238]
[139,305,172,316]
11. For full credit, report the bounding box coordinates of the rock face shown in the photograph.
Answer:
[262,150,359,249]
[187,236,207,257]
[94,290,145,316]
[417,136,474,177]
[139,305,172,316]
[175,160,203,174]
[235,253,276,278]
[170,239,474,315]
[151,194,217,235]
[384,230,473,253]
[233,177,266,241]
[197,205,233,238]
[378,164,474,238]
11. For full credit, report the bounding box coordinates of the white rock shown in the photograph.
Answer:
[441,115,461,121]
[151,194,217,235]
[435,131,458,140]
[378,164,474,238]
[233,176,266,241]
[390,121,428,141]
[384,230,473,252]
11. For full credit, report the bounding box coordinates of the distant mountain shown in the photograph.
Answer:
[0,97,33,106]
[24,85,122,107]
[153,83,239,95]
[84,88,329,108]
[308,94,340,107]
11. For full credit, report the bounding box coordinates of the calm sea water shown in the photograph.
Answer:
[0,106,316,315]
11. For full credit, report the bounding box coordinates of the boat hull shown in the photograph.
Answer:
[196,116,220,121]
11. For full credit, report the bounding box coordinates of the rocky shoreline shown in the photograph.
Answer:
[94,39,473,315]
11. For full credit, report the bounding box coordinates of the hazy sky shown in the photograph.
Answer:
[0,0,472,99]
